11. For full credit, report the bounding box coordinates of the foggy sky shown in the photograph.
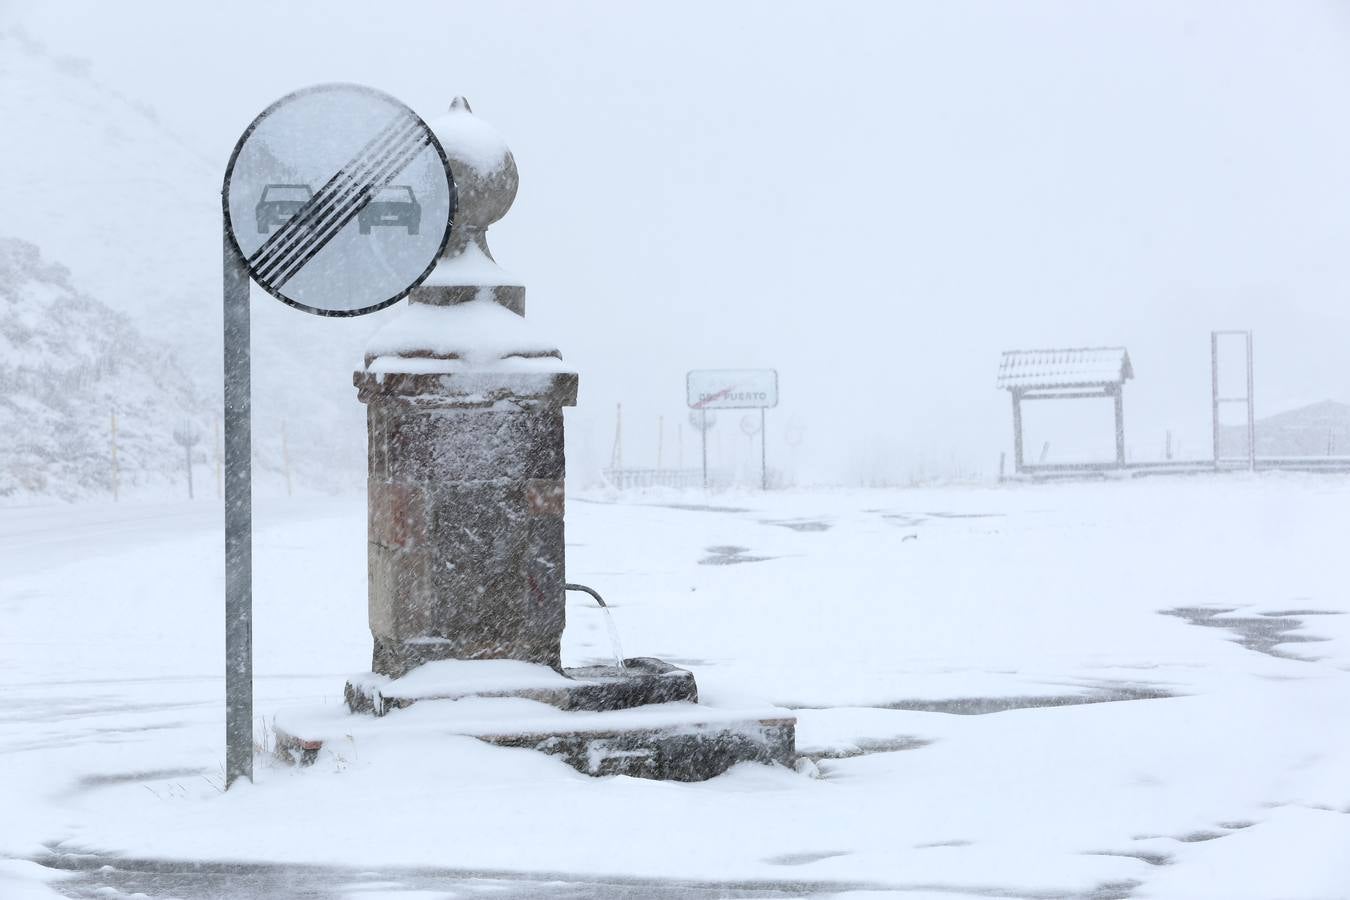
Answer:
[11,0,1350,482]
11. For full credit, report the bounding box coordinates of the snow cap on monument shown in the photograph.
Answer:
[430,96,517,224]
[365,96,562,367]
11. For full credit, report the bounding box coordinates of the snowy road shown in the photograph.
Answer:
[2,478,1349,898]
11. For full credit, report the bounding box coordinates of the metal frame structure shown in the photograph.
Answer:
[1211,330,1255,470]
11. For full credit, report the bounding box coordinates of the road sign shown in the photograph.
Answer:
[688,409,717,431]
[686,370,778,490]
[220,84,455,790]
[223,83,455,316]
[687,369,779,410]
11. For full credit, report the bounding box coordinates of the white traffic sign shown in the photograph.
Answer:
[223,83,455,316]
[686,369,779,410]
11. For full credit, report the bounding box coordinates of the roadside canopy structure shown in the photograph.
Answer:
[997,347,1134,473]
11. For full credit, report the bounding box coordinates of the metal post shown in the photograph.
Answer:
[1210,331,1220,467]
[223,227,253,789]
[185,439,195,499]
[1011,390,1025,473]
[1113,386,1126,468]
[1245,332,1256,471]
[281,419,293,497]
[760,408,767,490]
[701,409,708,490]
[110,409,119,502]
[213,415,222,499]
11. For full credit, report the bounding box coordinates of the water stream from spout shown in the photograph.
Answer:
[565,583,626,670]
[600,605,626,671]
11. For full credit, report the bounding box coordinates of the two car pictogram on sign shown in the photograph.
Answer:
[256,182,421,235]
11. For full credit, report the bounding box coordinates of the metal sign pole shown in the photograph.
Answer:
[1246,332,1256,471]
[1210,331,1220,468]
[701,409,708,490]
[760,408,767,490]
[223,226,253,789]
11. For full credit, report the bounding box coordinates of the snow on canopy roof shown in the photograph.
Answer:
[997,347,1133,390]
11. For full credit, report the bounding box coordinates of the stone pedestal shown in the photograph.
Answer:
[314,96,797,781]
[355,369,577,676]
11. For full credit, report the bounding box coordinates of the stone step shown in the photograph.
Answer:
[345,656,698,716]
[273,695,796,782]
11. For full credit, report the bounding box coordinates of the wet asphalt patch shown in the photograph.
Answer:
[878,511,1006,528]
[37,852,1146,900]
[762,850,852,866]
[763,519,832,532]
[824,683,1176,716]
[802,735,934,762]
[700,545,774,566]
[1161,607,1338,660]
[74,767,210,792]
[35,852,885,899]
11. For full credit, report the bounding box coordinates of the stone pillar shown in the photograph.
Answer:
[354,98,577,678]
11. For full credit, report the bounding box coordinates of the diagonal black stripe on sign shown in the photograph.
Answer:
[263,130,430,287]
[248,114,412,270]
[271,133,432,289]
[250,115,422,277]
[258,127,428,284]
[252,122,423,280]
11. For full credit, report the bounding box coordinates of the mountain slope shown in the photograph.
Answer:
[0,238,200,499]
[0,26,371,496]
[1220,399,1350,459]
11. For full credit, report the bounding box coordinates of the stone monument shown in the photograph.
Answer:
[354,97,575,677]
[278,98,795,782]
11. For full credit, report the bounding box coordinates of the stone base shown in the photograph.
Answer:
[272,657,794,782]
[345,656,698,717]
[274,702,795,782]
[471,715,794,781]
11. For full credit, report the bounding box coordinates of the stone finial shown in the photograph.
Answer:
[413,97,524,313]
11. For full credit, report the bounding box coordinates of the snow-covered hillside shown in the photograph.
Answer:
[0,238,199,500]
[0,26,372,498]
[1220,400,1350,459]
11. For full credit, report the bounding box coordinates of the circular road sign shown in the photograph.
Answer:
[689,409,718,431]
[223,83,455,316]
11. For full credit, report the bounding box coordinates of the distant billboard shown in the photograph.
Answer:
[687,369,778,410]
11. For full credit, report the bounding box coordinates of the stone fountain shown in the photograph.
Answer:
[275,98,795,781]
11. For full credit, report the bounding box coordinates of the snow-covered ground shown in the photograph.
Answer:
[2,477,1349,899]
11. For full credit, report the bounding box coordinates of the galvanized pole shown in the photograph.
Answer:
[1210,331,1220,468]
[281,419,293,497]
[760,408,767,490]
[1113,386,1126,468]
[223,227,253,788]
[1245,331,1255,471]
[110,409,119,502]
[185,438,195,499]
[701,409,708,490]
[213,415,222,499]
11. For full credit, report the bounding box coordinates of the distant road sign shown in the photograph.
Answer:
[687,369,778,410]
[223,83,455,316]
[689,409,718,431]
